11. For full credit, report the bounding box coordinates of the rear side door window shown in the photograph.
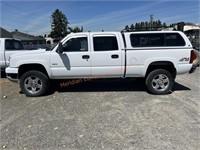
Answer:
[93,36,119,51]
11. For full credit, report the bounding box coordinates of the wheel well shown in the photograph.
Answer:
[146,61,177,79]
[18,64,48,78]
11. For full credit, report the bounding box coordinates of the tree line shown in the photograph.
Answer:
[49,9,168,41]
[124,20,167,32]
[49,9,195,41]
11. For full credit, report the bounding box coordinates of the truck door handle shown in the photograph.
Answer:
[111,54,119,59]
[82,55,90,59]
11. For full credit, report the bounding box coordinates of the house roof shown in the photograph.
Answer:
[0,27,13,38]
[11,30,45,41]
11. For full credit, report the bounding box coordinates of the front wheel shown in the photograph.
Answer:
[145,69,174,95]
[20,71,49,97]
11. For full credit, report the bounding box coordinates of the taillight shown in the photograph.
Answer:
[190,50,197,64]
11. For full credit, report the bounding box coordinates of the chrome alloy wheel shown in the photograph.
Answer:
[24,76,43,94]
[151,74,169,92]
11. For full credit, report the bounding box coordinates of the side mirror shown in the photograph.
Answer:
[57,42,63,54]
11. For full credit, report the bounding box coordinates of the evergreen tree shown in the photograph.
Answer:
[157,19,162,28]
[141,22,145,30]
[130,24,134,31]
[124,25,130,31]
[163,23,167,28]
[68,26,83,33]
[145,21,149,31]
[135,23,140,31]
[49,9,69,40]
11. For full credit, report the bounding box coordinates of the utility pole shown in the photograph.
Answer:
[150,15,153,31]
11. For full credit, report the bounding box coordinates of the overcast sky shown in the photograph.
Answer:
[0,0,199,36]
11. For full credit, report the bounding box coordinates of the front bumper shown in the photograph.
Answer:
[5,67,19,83]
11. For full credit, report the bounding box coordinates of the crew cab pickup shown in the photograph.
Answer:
[6,31,197,96]
[0,38,29,71]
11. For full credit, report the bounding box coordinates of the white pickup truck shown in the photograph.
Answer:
[6,31,197,96]
[0,38,28,71]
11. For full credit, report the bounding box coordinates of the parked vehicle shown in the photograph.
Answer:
[6,31,197,96]
[0,38,31,71]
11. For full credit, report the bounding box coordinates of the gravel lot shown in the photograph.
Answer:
[0,68,200,150]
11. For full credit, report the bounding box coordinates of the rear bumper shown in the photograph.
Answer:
[5,67,19,83]
[189,65,196,74]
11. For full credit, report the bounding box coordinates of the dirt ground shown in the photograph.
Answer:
[0,68,200,150]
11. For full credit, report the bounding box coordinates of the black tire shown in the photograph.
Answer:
[20,71,49,97]
[145,69,174,95]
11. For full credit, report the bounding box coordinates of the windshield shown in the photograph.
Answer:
[50,43,58,51]
[50,36,66,51]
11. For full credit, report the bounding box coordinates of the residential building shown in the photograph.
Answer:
[0,27,13,38]
[11,29,46,49]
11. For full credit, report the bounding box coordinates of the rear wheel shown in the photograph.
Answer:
[20,71,49,97]
[145,69,174,95]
